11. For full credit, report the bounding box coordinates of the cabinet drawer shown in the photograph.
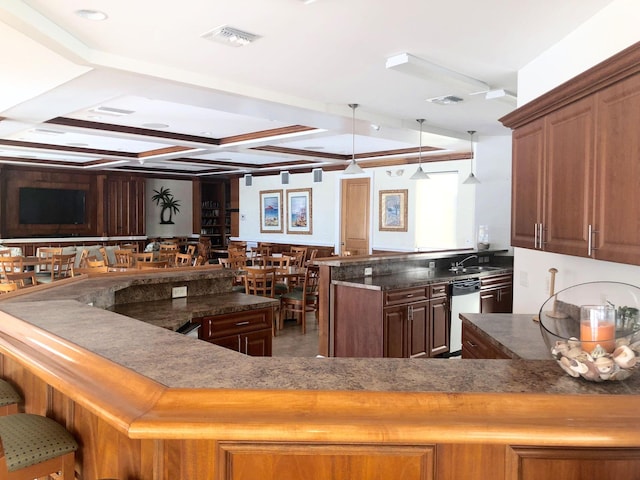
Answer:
[429,282,448,298]
[198,308,272,340]
[384,287,428,306]
[480,273,512,289]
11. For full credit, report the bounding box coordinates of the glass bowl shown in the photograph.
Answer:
[539,281,640,382]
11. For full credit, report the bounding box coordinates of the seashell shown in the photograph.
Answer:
[613,345,637,369]
[567,337,581,349]
[565,347,584,359]
[559,357,580,377]
[594,356,615,374]
[616,337,630,347]
[569,359,589,375]
[629,341,640,353]
[551,341,570,358]
[590,344,608,359]
[610,368,633,381]
[581,361,602,381]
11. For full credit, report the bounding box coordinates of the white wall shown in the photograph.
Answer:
[513,0,640,313]
[145,178,193,238]
[237,153,507,253]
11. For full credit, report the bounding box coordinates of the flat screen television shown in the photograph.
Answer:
[19,187,86,225]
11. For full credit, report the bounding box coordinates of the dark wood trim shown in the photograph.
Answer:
[219,125,316,145]
[139,146,195,157]
[501,41,640,128]
[0,139,139,157]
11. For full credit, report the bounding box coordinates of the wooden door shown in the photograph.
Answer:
[340,177,370,255]
[594,73,640,265]
[544,96,595,256]
[511,119,545,249]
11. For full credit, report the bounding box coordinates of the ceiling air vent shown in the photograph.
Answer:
[90,106,135,116]
[426,95,464,105]
[202,25,261,47]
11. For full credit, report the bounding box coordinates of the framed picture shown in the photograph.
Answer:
[259,189,283,233]
[379,189,408,232]
[286,188,312,234]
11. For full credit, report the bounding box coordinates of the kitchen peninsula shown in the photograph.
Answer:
[0,268,640,479]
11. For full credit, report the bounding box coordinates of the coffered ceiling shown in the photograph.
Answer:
[0,0,616,177]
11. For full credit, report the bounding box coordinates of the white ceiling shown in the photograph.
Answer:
[0,0,616,177]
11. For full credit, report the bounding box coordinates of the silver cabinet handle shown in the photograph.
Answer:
[534,223,539,249]
[588,224,598,256]
[245,336,248,355]
[538,223,544,249]
[237,335,241,352]
[235,321,250,326]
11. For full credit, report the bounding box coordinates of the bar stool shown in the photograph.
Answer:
[0,381,20,416]
[0,413,78,479]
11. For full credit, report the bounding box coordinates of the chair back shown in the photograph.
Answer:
[36,247,62,272]
[86,258,106,268]
[0,283,18,294]
[133,252,154,265]
[0,256,24,280]
[51,253,76,280]
[284,251,304,267]
[266,255,290,274]
[159,243,178,252]
[193,255,206,266]
[5,271,38,288]
[244,267,276,298]
[113,249,133,268]
[121,243,139,253]
[99,247,111,267]
[307,249,318,264]
[0,249,11,257]
[175,253,193,266]
[185,244,197,257]
[290,246,308,265]
[250,246,271,266]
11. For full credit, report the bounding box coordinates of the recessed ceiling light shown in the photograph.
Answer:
[67,142,89,147]
[142,123,169,129]
[75,9,108,21]
[305,146,325,150]
[90,106,135,116]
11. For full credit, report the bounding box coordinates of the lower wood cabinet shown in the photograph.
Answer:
[194,307,273,356]
[480,273,513,314]
[461,323,511,359]
[218,442,435,480]
[383,283,449,358]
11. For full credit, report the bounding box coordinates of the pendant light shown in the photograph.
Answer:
[409,118,430,180]
[463,130,480,184]
[344,103,365,175]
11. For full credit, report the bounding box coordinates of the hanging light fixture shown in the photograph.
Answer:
[344,103,365,175]
[463,130,480,184]
[409,119,430,180]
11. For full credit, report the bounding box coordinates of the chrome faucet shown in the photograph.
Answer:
[457,254,478,267]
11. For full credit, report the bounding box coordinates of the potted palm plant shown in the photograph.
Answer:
[152,187,181,224]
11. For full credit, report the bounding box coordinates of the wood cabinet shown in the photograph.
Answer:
[480,273,513,314]
[503,48,640,265]
[105,174,146,236]
[461,322,511,359]
[194,307,273,356]
[335,282,450,359]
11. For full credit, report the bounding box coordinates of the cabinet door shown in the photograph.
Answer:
[511,119,545,249]
[429,297,449,357]
[383,305,407,358]
[496,286,513,313]
[213,334,241,353]
[408,302,428,358]
[243,329,272,357]
[544,96,595,256]
[594,73,640,264]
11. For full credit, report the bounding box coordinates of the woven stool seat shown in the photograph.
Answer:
[0,382,20,410]
[0,414,77,472]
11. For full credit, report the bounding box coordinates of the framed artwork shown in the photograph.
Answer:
[286,188,312,234]
[379,189,408,232]
[259,190,283,233]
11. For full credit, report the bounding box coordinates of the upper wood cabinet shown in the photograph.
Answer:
[502,42,640,265]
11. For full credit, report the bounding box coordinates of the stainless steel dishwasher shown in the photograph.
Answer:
[449,278,481,356]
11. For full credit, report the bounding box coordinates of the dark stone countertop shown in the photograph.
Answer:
[109,293,278,330]
[461,313,550,360]
[331,266,513,291]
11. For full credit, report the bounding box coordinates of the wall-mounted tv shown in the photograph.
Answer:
[19,187,86,225]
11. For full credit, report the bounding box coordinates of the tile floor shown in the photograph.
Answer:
[272,314,320,357]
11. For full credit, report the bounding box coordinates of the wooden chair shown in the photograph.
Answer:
[284,250,305,268]
[244,267,276,299]
[99,247,112,267]
[0,413,77,480]
[0,380,21,416]
[137,260,168,269]
[0,283,18,295]
[0,257,24,282]
[306,248,319,265]
[5,271,38,288]
[279,265,319,334]
[51,253,75,281]
[185,244,197,257]
[86,258,106,268]
[113,249,133,268]
[175,253,193,267]
[133,252,154,266]
[266,255,291,295]
[35,247,61,276]
[250,246,271,266]
[0,250,11,257]
[159,243,178,253]
[121,243,139,253]
[290,246,308,265]
[76,249,90,269]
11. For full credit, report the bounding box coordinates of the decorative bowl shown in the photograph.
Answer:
[539,281,640,382]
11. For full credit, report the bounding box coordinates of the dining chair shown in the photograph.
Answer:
[279,265,319,334]
[0,257,24,282]
[244,267,276,298]
[0,283,19,295]
[113,249,133,268]
[266,255,291,295]
[290,246,308,265]
[35,247,62,275]
[99,247,112,267]
[86,258,106,268]
[175,252,193,266]
[185,244,197,257]
[51,253,75,281]
[306,248,319,265]
[284,250,304,268]
[250,246,271,266]
[193,255,206,267]
[121,243,139,253]
[76,249,90,269]
[133,252,154,266]
[0,249,11,257]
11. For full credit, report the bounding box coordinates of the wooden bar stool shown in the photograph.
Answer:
[0,382,20,416]
[0,414,78,480]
